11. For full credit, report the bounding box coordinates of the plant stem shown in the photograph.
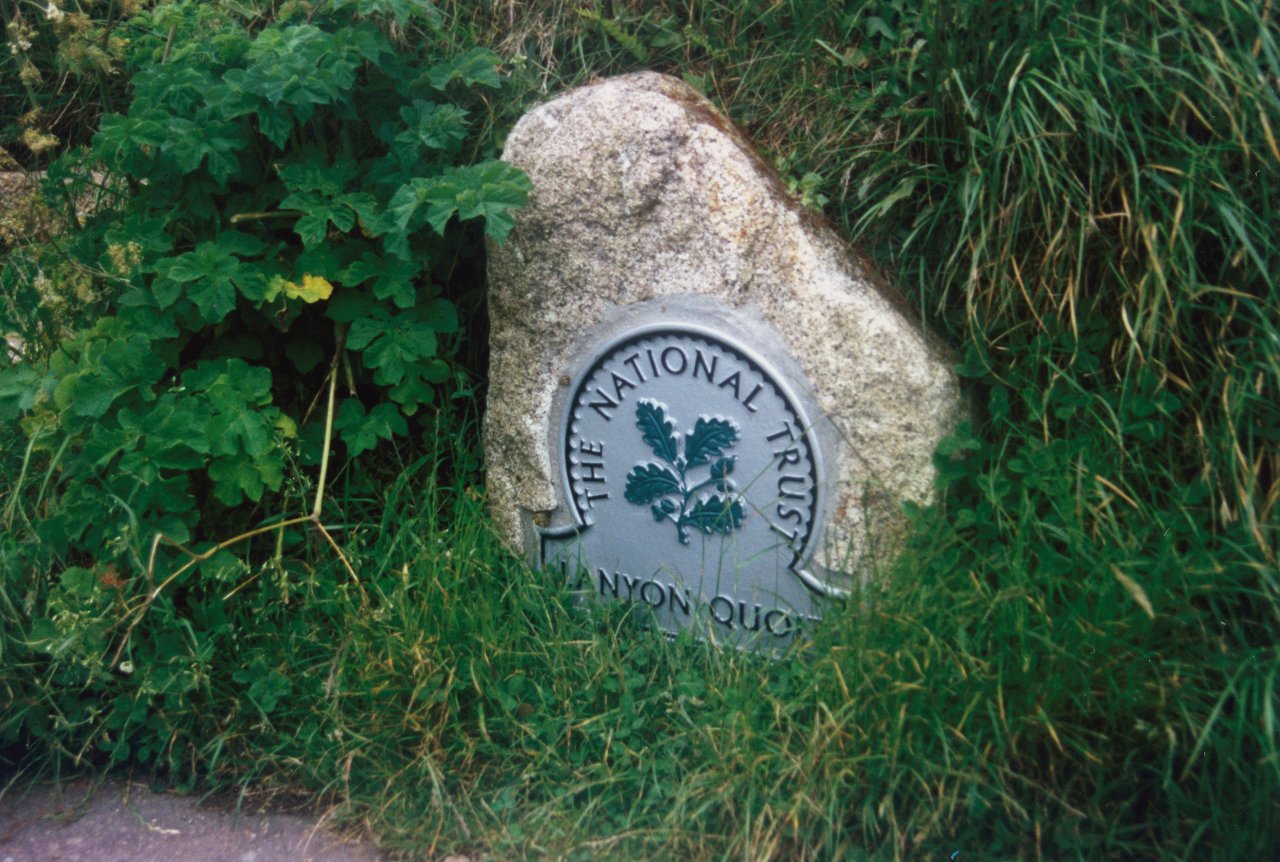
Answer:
[314,325,346,519]
[229,209,301,224]
[113,325,359,664]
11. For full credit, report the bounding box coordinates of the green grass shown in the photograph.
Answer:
[3,0,1278,859]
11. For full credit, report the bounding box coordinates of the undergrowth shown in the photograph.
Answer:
[2,0,1277,860]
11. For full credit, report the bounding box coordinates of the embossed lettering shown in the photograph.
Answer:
[693,349,718,383]
[770,521,800,544]
[709,595,734,628]
[588,388,618,421]
[640,580,665,608]
[767,422,797,443]
[764,609,794,636]
[622,353,648,382]
[622,572,642,599]
[611,370,637,401]
[660,346,688,374]
[668,584,691,616]
[717,370,741,399]
[580,461,606,483]
[598,568,618,598]
[742,383,764,412]
[778,473,808,498]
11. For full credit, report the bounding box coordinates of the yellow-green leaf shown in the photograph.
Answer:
[275,413,298,439]
[283,274,334,303]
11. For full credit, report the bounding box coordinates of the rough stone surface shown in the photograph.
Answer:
[485,72,963,583]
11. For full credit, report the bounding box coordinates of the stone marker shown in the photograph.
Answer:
[485,72,963,648]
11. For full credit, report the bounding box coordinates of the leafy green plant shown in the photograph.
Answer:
[6,0,529,551]
[4,1,1277,860]
[0,0,527,774]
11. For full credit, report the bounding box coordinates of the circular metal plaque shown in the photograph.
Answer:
[542,323,830,646]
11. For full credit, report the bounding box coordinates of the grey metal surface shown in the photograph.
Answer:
[541,318,834,650]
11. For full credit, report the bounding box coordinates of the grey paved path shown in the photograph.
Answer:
[0,777,390,862]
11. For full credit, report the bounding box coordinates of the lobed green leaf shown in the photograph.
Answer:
[635,400,679,465]
[425,48,504,91]
[684,416,738,468]
[624,463,682,505]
